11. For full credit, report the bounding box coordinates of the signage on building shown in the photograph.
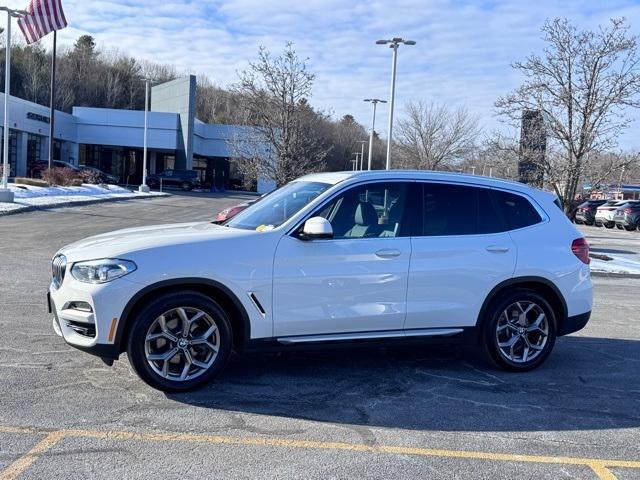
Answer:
[26,112,50,124]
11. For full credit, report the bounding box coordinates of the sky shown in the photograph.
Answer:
[5,0,640,150]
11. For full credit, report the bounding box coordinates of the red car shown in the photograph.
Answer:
[215,199,259,223]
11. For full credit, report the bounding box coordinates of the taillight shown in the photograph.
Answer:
[571,238,590,264]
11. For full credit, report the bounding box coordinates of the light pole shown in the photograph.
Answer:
[352,153,361,171]
[356,140,366,170]
[0,7,27,203]
[376,37,415,170]
[139,78,150,193]
[364,98,386,170]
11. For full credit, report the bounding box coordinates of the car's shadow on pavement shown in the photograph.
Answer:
[167,336,640,432]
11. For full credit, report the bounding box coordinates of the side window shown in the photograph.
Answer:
[492,190,542,230]
[422,183,480,236]
[477,188,507,234]
[314,182,409,239]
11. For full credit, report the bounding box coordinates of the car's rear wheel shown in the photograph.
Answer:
[605,222,614,229]
[483,289,557,372]
[127,291,232,391]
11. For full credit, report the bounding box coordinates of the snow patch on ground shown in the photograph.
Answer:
[0,183,168,215]
[590,255,640,276]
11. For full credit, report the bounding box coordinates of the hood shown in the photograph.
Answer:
[59,222,257,261]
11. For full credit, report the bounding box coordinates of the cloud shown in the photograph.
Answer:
[4,0,640,149]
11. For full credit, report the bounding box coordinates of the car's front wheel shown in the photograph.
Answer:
[127,291,232,391]
[483,289,557,372]
[181,181,193,191]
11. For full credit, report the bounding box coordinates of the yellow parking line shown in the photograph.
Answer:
[0,431,65,480]
[589,463,618,480]
[0,425,638,480]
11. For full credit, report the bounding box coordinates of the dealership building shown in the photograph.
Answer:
[1,75,272,191]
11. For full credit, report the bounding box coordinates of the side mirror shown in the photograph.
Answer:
[300,217,333,240]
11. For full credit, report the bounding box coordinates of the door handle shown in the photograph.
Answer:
[375,248,401,258]
[486,245,510,253]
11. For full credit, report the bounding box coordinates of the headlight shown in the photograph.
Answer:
[70,259,137,284]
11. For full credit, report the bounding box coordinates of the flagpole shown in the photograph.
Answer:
[48,29,56,169]
[1,9,11,195]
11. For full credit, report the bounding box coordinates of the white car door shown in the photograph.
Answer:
[405,182,517,330]
[273,181,412,337]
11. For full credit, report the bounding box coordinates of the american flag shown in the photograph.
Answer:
[17,0,68,45]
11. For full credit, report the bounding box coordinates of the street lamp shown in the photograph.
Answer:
[139,78,151,193]
[363,98,386,170]
[376,37,416,170]
[0,7,27,203]
[356,140,367,170]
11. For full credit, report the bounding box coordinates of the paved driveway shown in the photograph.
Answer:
[0,196,638,479]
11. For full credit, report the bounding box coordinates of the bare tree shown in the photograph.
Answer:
[582,150,640,192]
[395,101,480,170]
[495,18,640,209]
[231,43,331,187]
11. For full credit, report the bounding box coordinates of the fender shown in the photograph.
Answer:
[113,277,252,354]
[476,276,568,332]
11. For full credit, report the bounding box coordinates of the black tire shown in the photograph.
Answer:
[605,222,614,229]
[594,221,602,227]
[482,288,557,372]
[181,181,193,191]
[127,291,232,392]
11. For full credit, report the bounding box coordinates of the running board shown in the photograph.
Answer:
[277,328,464,345]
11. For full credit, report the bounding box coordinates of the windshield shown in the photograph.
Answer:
[226,181,331,231]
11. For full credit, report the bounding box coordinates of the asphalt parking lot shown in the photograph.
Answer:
[0,195,639,479]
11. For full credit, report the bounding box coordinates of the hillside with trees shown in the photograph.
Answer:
[0,34,386,175]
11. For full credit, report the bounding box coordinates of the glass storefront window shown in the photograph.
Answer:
[0,129,18,177]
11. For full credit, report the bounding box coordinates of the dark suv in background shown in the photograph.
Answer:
[146,170,201,191]
[574,199,607,225]
[613,201,640,231]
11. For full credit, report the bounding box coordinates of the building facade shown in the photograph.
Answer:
[1,76,273,192]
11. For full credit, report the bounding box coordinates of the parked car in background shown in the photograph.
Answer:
[49,170,592,391]
[78,165,119,185]
[29,160,119,185]
[595,200,627,228]
[215,199,259,223]
[146,170,201,191]
[613,201,640,231]
[575,199,607,225]
[28,160,80,178]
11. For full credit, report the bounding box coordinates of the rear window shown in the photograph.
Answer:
[553,198,563,210]
[492,190,542,230]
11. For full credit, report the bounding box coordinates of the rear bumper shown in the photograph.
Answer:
[614,217,637,227]
[575,213,594,222]
[558,311,591,336]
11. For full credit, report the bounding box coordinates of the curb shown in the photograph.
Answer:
[0,192,171,217]
[590,271,640,279]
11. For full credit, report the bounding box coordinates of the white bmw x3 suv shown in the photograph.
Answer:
[48,171,593,391]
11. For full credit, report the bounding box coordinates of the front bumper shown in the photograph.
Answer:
[48,276,141,360]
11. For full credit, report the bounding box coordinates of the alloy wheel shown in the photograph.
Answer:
[144,307,219,381]
[495,301,549,364]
